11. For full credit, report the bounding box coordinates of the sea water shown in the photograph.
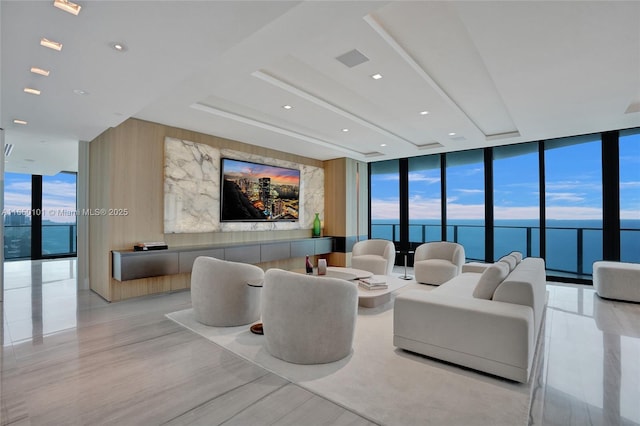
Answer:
[371,219,640,275]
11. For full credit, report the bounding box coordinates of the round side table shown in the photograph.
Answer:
[396,250,415,280]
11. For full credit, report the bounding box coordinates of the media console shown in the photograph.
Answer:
[112,237,334,281]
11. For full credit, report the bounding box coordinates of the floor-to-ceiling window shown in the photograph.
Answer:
[3,172,77,260]
[544,136,603,276]
[445,149,484,261]
[42,173,77,257]
[408,155,441,244]
[619,130,640,263]
[368,127,638,281]
[493,142,540,260]
[3,173,32,259]
[370,160,400,242]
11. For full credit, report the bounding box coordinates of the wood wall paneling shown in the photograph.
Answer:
[89,118,326,301]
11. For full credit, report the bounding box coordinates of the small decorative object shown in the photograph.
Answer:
[305,255,314,274]
[312,213,321,237]
[318,259,327,275]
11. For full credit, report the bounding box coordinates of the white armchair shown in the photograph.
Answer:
[414,242,465,285]
[351,239,396,275]
[261,269,358,364]
[191,256,264,326]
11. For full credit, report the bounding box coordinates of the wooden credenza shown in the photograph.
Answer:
[112,237,334,281]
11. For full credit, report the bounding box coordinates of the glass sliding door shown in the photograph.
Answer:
[619,130,640,262]
[408,155,441,244]
[493,142,540,260]
[445,150,484,261]
[545,136,602,276]
[370,160,400,242]
[42,172,77,257]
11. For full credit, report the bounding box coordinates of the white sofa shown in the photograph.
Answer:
[393,256,546,383]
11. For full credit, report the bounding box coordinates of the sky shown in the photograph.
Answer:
[222,158,300,187]
[4,135,639,226]
[371,134,640,222]
[4,172,77,224]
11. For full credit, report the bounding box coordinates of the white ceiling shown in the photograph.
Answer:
[2,1,639,175]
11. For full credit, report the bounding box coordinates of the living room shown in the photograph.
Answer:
[2,1,640,425]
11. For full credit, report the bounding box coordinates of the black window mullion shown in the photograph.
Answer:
[31,175,43,260]
[440,154,447,241]
[602,130,620,261]
[539,141,546,262]
[484,148,494,262]
[399,158,409,250]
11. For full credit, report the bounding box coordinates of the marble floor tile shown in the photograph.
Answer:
[2,258,640,425]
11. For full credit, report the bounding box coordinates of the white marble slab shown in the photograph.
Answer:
[164,137,324,234]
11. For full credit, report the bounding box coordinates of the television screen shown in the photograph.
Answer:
[220,158,300,222]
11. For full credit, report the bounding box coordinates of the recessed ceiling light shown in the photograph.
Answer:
[53,0,82,16]
[282,105,293,110]
[342,128,349,132]
[40,37,63,51]
[24,87,41,95]
[448,132,456,136]
[420,111,429,115]
[111,42,127,52]
[13,119,28,125]
[30,67,50,77]
[371,73,383,80]
[380,143,387,147]
[73,89,89,95]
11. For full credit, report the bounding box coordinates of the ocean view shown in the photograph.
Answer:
[372,219,640,275]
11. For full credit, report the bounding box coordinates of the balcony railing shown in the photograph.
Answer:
[371,223,639,277]
[3,224,77,260]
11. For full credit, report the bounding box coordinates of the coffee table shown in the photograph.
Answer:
[294,266,410,308]
[356,274,411,308]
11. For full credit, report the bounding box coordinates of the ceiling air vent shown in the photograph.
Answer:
[417,142,443,151]
[4,143,14,157]
[364,151,384,158]
[336,49,369,68]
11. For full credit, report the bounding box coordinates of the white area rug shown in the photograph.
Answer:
[167,284,536,426]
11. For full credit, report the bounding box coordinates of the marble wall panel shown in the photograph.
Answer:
[164,138,324,234]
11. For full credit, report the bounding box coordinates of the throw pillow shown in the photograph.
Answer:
[509,251,523,264]
[472,262,510,300]
[499,255,517,272]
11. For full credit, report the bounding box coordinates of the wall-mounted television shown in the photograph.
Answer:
[220,158,300,222]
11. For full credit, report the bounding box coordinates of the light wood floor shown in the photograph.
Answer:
[2,259,640,425]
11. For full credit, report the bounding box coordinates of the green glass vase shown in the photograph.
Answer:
[312,213,321,237]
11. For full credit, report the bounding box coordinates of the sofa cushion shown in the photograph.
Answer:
[510,251,523,264]
[499,255,517,272]
[472,262,510,300]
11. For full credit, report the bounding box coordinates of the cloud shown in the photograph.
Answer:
[546,192,585,202]
[5,181,32,192]
[621,209,640,220]
[43,181,77,199]
[545,206,602,220]
[370,198,400,219]
[376,175,399,181]
[620,181,640,189]
[3,179,76,223]
[456,189,483,194]
[408,172,440,184]
[546,180,601,191]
